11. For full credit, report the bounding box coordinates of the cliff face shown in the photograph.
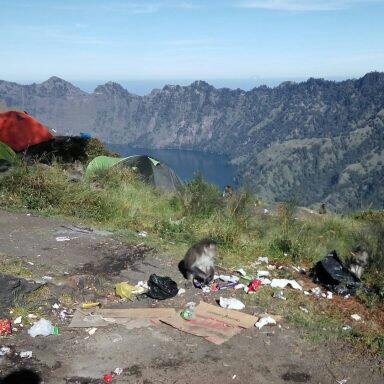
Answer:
[1,73,383,211]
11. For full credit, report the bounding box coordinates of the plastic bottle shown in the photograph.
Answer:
[180,302,196,321]
[28,318,59,337]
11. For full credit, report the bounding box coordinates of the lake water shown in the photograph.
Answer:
[106,144,237,189]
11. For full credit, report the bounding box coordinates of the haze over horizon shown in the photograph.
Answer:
[1,0,384,86]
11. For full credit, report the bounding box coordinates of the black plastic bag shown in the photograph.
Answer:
[146,274,178,300]
[311,250,361,295]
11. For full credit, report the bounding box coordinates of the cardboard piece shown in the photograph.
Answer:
[69,309,110,328]
[97,308,176,319]
[69,307,176,328]
[161,302,259,345]
[196,301,258,328]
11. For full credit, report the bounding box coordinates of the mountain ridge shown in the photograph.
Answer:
[1,72,383,211]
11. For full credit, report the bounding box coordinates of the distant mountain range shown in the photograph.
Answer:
[1,73,383,211]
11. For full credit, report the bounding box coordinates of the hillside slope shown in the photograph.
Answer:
[1,73,383,210]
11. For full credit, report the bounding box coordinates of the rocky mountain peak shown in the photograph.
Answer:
[37,76,85,97]
[93,81,129,96]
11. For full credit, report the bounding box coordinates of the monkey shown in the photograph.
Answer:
[179,239,216,286]
[222,185,233,200]
[319,203,327,214]
[347,245,369,279]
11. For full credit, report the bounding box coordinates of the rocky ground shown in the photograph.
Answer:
[0,210,383,384]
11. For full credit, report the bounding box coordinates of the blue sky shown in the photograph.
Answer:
[1,0,384,90]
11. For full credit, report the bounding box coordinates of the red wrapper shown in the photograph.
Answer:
[0,319,12,336]
[248,279,261,292]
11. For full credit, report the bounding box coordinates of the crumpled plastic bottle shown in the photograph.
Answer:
[180,302,196,321]
[28,318,59,337]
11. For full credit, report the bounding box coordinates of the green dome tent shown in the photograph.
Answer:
[86,155,183,192]
[0,141,18,172]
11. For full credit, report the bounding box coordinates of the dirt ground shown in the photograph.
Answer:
[0,209,382,384]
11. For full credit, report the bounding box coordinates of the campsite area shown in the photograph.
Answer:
[0,112,383,384]
[0,210,383,384]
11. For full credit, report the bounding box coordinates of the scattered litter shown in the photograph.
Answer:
[202,286,211,293]
[28,318,58,337]
[257,256,269,263]
[326,291,333,300]
[311,287,322,296]
[270,279,302,290]
[137,231,148,238]
[219,297,245,310]
[257,270,270,277]
[28,314,38,319]
[27,261,34,266]
[235,268,247,276]
[177,288,186,296]
[267,265,276,270]
[87,327,97,335]
[14,316,22,324]
[0,347,11,356]
[273,290,286,300]
[52,303,60,309]
[59,310,68,321]
[115,282,135,300]
[232,374,237,380]
[247,279,261,293]
[103,373,113,383]
[312,250,361,295]
[41,276,53,281]
[218,275,239,283]
[351,314,361,321]
[215,281,238,290]
[0,319,12,336]
[234,283,247,291]
[146,274,178,300]
[299,306,309,313]
[55,236,71,242]
[259,278,272,285]
[255,316,277,329]
[180,302,196,321]
[81,302,101,309]
[336,379,348,384]
[342,325,352,331]
[263,209,269,214]
[20,351,33,359]
[303,291,310,296]
[114,368,123,376]
[132,281,149,294]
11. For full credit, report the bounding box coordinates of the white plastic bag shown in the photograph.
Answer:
[219,297,245,310]
[28,318,54,337]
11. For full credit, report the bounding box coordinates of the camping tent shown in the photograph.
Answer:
[0,111,53,151]
[86,155,183,192]
[0,141,17,172]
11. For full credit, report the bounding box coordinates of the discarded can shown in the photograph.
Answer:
[0,319,12,336]
[248,279,261,292]
[103,373,113,383]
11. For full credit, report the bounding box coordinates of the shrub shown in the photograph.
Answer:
[179,173,221,218]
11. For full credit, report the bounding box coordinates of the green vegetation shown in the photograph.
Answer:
[0,161,383,354]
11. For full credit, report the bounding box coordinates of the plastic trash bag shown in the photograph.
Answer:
[311,250,361,295]
[28,318,58,337]
[146,274,178,300]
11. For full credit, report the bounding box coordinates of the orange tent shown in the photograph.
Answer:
[0,111,53,151]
